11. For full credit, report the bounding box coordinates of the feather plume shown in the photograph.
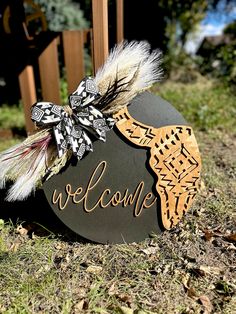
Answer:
[6,148,48,201]
[95,41,163,114]
[0,142,24,189]
[0,129,60,201]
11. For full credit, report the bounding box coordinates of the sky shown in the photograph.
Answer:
[185,1,236,54]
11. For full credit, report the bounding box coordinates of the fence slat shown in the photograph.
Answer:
[116,0,124,43]
[63,30,85,94]
[92,0,109,73]
[18,65,37,134]
[38,37,61,103]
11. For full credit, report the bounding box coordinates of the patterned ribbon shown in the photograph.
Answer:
[31,77,115,159]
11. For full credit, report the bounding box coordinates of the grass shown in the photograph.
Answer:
[154,77,236,134]
[0,104,25,130]
[0,78,235,313]
[0,138,22,151]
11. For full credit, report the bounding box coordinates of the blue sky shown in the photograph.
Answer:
[185,1,236,54]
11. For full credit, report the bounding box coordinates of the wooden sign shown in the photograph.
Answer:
[43,92,201,244]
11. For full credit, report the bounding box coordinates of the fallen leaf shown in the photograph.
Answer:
[203,227,228,241]
[224,233,236,242]
[203,229,215,242]
[198,265,223,276]
[194,207,206,217]
[203,229,236,246]
[108,283,116,296]
[227,243,236,250]
[16,225,29,236]
[188,263,224,277]
[199,295,213,314]
[117,293,132,305]
[119,306,134,314]
[65,253,71,263]
[76,287,87,299]
[182,273,199,300]
[163,264,172,274]
[141,247,159,255]
[86,265,103,275]
[187,287,198,299]
[74,300,85,313]
[208,284,216,290]
[55,242,66,250]
[182,273,191,289]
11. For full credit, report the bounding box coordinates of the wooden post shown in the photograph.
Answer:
[92,0,109,73]
[18,66,37,134]
[63,30,85,94]
[89,29,94,73]
[116,0,124,43]
[38,37,61,103]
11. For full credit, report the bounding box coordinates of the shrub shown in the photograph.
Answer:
[34,0,89,31]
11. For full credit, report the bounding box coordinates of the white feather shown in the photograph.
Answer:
[0,142,27,188]
[96,41,162,84]
[95,41,163,113]
[0,130,53,201]
[0,160,13,188]
[6,148,47,201]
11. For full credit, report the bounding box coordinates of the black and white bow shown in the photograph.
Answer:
[31,77,115,159]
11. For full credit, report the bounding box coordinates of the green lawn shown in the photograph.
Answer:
[0,78,235,313]
[0,104,24,130]
[155,77,236,134]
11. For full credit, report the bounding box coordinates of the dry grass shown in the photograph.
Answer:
[0,79,235,313]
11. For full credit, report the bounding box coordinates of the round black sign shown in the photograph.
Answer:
[43,92,191,244]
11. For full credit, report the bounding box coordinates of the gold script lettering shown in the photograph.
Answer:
[52,160,157,216]
[83,161,107,212]
[52,184,71,210]
[135,192,157,217]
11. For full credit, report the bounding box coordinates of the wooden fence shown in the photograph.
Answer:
[19,0,124,133]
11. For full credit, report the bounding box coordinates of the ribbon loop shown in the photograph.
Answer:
[70,77,100,109]
[31,77,114,159]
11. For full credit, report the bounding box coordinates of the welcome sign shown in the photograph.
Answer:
[0,42,201,244]
[43,93,201,243]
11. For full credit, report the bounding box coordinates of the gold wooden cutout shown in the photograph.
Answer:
[114,107,202,230]
[52,160,157,216]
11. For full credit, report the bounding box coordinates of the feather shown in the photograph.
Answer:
[0,129,60,201]
[0,142,22,188]
[95,41,163,114]
[6,148,47,201]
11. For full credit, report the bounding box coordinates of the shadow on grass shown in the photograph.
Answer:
[0,187,88,243]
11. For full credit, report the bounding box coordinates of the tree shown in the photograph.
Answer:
[159,0,208,50]
[218,21,236,90]
[224,20,236,36]
[34,0,89,31]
